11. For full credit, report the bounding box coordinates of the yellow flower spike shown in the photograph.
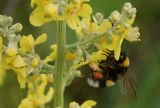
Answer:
[81,100,96,108]
[5,47,17,57]
[0,36,3,51]
[20,35,35,52]
[35,33,47,45]
[12,55,26,68]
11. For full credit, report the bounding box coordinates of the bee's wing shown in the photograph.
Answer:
[119,72,137,99]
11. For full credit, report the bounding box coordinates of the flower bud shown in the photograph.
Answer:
[95,13,104,24]
[0,15,13,27]
[109,11,121,23]
[10,23,23,33]
[69,102,80,108]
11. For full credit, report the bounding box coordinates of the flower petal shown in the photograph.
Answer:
[35,33,47,45]
[81,100,96,108]
[30,8,46,26]
[67,16,78,30]
[78,4,92,17]
[112,36,122,60]
[20,35,35,52]
[12,55,26,68]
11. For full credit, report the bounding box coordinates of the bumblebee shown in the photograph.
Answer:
[87,50,137,99]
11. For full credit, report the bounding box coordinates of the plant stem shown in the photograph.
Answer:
[54,21,66,108]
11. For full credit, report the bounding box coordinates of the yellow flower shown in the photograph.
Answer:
[5,47,18,57]
[65,52,77,60]
[18,74,54,108]
[11,55,27,88]
[14,68,27,88]
[44,44,57,63]
[20,33,47,52]
[20,35,35,52]
[76,16,97,38]
[89,50,107,62]
[98,19,112,34]
[12,55,26,68]
[65,0,92,29]
[69,100,96,108]
[30,0,58,26]
[76,17,112,38]
[35,33,47,45]
[98,34,126,61]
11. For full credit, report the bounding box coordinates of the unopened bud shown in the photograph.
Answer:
[95,13,104,24]
[109,11,121,23]
[10,23,23,33]
[0,15,13,27]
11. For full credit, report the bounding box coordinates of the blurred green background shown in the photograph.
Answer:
[0,0,160,108]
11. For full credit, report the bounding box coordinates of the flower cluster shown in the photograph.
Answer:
[74,3,140,62]
[18,74,54,108]
[0,15,54,107]
[30,0,92,29]
[29,2,140,107]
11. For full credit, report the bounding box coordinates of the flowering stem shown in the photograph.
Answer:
[54,21,66,108]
